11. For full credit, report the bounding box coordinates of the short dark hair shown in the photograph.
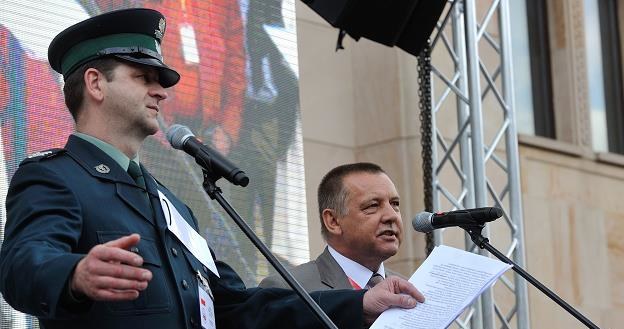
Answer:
[317,162,385,239]
[63,57,119,121]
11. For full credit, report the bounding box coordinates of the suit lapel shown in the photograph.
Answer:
[316,247,354,290]
[64,135,156,226]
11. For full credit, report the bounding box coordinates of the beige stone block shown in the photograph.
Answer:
[523,196,558,288]
[297,21,356,147]
[530,288,594,329]
[586,172,624,214]
[551,203,578,302]
[351,40,403,146]
[601,309,624,329]
[569,205,609,309]
[519,145,624,213]
[606,211,624,307]
[523,198,608,327]
[529,278,603,328]
[301,140,355,258]
[520,156,554,198]
[529,288,559,329]
[549,165,586,201]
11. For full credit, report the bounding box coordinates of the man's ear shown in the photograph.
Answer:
[84,68,105,102]
[322,209,342,236]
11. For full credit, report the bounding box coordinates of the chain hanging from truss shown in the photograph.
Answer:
[417,42,436,256]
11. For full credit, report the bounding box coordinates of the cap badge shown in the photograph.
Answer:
[155,18,166,41]
[155,40,162,55]
[95,164,110,174]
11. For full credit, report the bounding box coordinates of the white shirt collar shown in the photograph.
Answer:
[327,245,385,289]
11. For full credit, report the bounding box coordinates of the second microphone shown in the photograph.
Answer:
[412,207,503,233]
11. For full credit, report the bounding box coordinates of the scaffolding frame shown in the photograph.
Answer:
[424,0,530,328]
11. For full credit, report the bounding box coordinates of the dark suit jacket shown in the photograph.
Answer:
[0,136,364,329]
[259,247,402,291]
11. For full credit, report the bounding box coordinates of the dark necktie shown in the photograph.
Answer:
[366,273,384,288]
[127,161,146,190]
[127,161,152,211]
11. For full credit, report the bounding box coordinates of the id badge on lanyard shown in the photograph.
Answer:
[197,270,216,329]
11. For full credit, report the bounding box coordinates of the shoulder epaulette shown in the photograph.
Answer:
[19,148,66,166]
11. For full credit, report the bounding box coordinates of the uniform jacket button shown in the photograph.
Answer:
[130,246,139,254]
[40,302,50,314]
[182,280,189,289]
[171,247,178,257]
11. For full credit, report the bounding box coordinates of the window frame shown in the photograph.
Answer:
[598,0,624,154]
[525,0,556,139]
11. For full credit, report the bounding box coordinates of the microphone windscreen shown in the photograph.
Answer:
[166,124,194,150]
[412,212,434,233]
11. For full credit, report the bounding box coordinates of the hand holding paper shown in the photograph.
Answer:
[363,276,426,325]
[371,245,512,329]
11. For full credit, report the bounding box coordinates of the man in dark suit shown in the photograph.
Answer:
[0,8,424,329]
[260,163,404,291]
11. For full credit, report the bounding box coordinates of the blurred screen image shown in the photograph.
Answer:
[0,1,307,327]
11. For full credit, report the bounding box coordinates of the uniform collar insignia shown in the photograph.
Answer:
[27,150,53,158]
[95,164,110,174]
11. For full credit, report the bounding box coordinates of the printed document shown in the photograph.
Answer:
[371,245,512,329]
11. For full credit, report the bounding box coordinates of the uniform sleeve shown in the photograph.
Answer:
[213,261,365,329]
[257,273,289,289]
[0,162,85,318]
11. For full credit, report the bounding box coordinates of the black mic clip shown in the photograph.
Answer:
[461,224,489,248]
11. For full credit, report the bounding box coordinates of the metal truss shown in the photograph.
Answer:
[424,0,530,328]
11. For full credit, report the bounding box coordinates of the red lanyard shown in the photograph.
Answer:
[348,277,361,290]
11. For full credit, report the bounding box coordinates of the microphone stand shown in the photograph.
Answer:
[201,169,339,329]
[462,225,600,329]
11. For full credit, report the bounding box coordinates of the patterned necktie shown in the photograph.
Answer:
[127,161,146,190]
[366,273,384,288]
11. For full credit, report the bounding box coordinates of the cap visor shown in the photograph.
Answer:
[114,54,180,88]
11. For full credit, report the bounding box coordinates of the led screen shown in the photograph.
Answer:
[0,1,306,327]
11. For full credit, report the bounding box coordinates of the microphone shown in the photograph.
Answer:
[412,207,503,233]
[166,124,249,187]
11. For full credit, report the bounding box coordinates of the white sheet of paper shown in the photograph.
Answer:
[370,245,511,329]
[158,191,219,277]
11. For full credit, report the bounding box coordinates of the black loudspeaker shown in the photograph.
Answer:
[302,0,447,56]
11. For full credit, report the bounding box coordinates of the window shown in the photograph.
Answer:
[595,0,624,154]
[524,0,556,138]
[509,0,556,138]
[584,0,624,154]
[510,0,536,136]
[585,0,609,152]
